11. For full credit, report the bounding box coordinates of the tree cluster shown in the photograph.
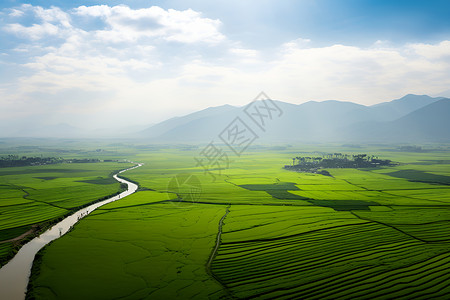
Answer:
[285,153,394,173]
[0,156,100,168]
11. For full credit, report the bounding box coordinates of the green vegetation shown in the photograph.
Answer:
[285,153,394,173]
[213,207,450,299]
[385,169,450,185]
[14,143,450,299]
[0,160,133,266]
[0,155,64,168]
[27,192,227,300]
[0,155,106,168]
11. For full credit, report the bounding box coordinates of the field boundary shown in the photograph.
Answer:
[206,205,235,298]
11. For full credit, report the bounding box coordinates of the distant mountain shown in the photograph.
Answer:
[389,98,450,141]
[435,89,450,98]
[344,98,450,142]
[140,104,237,139]
[138,100,377,142]
[12,123,83,138]
[370,94,443,121]
[1,122,151,139]
[90,124,152,138]
[140,94,449,143]
[2,94,447,142]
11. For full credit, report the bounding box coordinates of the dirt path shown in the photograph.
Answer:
[206,205,234,298]
[0,226,37,245]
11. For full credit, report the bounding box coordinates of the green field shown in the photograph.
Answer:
[0,160,133,266]
[14,144,450,299]
[28,193,228,299]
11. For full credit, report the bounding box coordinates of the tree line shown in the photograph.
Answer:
[0,155,101,168]
[285,153,394,173]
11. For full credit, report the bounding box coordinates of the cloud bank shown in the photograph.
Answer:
[0,4,449,130]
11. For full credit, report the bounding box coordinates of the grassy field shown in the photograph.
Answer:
[21,144,450,299]
[0,161,133,266]
[28,192,228,299]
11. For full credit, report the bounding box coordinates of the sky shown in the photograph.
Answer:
[0,0,450,132]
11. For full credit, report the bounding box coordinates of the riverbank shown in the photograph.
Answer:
[0,163,142,300]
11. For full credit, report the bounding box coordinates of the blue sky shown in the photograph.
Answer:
[0,0,450,131]
[3,0,449,46]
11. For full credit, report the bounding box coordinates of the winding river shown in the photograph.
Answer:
[0,163,142,300]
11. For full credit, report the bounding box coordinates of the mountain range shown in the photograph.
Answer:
[140,94,450,143]
[1,94,448,143]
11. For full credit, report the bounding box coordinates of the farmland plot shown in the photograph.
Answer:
[25,148,450,299]
[0,162,132,265]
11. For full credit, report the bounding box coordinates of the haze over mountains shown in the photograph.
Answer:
[2,94,449,143]
[140,94,450,143]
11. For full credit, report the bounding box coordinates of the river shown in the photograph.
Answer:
[0,163,142,300]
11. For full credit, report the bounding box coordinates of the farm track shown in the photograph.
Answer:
[0,226,36,244]
[206,205,235,298]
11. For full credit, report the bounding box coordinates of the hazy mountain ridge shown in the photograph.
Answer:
[141,94,449,143]
[140,104,237,138]
[369,94,445,121]
[1,94,448,142]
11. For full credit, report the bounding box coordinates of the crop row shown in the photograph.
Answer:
[212,215,450,299]
[214,223,407,281]
[0,203,67,230]
[247,249,450,300]
[395,221,450,242]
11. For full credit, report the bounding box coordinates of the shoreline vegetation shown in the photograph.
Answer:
[0,164,141,300]
[1,187,128,267]
[0,162,132,267]
[0,155,127,168]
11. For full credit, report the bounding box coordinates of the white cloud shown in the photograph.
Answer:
[5,23,61,40]
[73,4,111,18]
[408,40,450,60]
[230,48,259,58]
[73,5,225,44]
[281,38,311,52]
[1,3,450,129]
[372,40,392,48]
[4,5,72,39]
[5,4,224,45]
[9,8,25,17]
[34,6,72,28]
[229,48,261,64]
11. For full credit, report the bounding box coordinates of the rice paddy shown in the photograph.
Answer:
[12,145,450,299]
[0,161,132,266]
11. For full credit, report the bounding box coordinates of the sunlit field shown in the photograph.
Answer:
[25,145,450,299]
[0,161,133,266]
[1,0,450,299]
